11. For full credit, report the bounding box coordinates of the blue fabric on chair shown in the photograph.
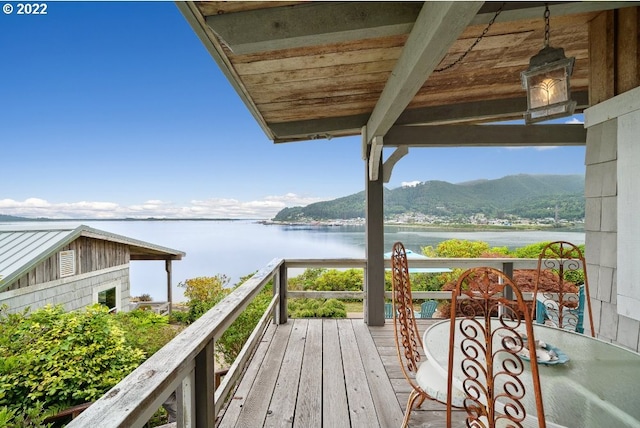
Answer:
[575,285,585,334]
[384,302,393,319]
[420,300,438,318]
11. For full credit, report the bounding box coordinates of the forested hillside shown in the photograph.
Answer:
[273,174,585,222]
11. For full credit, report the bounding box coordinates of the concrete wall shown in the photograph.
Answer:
[584,86,640,352]
[0,265,130,314]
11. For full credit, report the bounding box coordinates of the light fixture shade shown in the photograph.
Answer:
[521,46,576,124]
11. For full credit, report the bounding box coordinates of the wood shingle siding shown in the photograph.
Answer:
[5,237,130,292]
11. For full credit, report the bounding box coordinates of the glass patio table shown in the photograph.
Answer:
[422,319,640,428]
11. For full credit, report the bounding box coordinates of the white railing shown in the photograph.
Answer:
[68,256,539,427]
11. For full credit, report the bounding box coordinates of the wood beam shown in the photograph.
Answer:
[368,136,383,181]
[203,2,638,55]
[396,91,589,126]
[205,2,422,55]
[382,147,409,183]
[365,1,483,144]
[268,91,588,142]
[384,124,586,147]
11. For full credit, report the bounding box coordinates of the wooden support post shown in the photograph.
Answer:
[195,340,215,428]
[590,7,640,104]
[365,144,385,326]
[276,262,288,324]
[616,7,640,94]
[177,370,196,428]
[165,259,173,314]
[502,262,515,301]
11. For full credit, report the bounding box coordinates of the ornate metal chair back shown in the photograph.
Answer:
[532,241,595,336]
[446,267,546,428]
[391,242,442,427]
[390,242,423,382]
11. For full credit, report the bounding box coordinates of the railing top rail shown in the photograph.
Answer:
[285,257,540,269]
[68,257,285,428]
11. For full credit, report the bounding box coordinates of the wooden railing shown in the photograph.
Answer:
[68,256,539,428]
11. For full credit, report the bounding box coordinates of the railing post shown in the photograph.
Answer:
[195,339,215,428]
[177,369,196,428]
[502,261,514,301]
[277,262,288,324]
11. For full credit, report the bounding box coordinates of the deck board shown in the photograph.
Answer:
[217,318,463,427]
[264,319,307,427]
[294,319,322,427]
[339,319,381,427]
[234,321,293,428]
[322,319,350,426]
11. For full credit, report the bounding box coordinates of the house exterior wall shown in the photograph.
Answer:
[0,265,130,314]
[0,236,133,314]
[4,236,130,292]
[584,86,640,352]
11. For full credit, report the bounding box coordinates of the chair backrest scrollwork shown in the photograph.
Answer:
[532,241,595,337]
[390,242,422,381]
[446,267,546,428]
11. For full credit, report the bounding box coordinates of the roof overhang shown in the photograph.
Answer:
[177,1,637,144]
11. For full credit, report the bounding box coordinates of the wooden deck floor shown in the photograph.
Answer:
[216,318,466,428]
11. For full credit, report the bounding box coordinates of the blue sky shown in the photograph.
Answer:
[1,2,586,219]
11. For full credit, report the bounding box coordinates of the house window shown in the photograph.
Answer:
[94,282,120,313]
[98,288,117,313]
[59,250,76,277]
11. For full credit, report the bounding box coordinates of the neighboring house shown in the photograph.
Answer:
[0,224,185,314]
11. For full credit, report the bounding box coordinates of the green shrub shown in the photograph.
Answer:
[288,298,347,318]
[117,309,178,356]
[0,305,145,422]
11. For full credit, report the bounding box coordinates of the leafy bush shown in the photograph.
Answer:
[288,298,347,318]
[423,239,493,258]
[178,275,231,323]
[511,241,552,258]
[215,277,273,364]
[0,305,146,423]
[313,269,363,292]
[175,273,273,365]
[117,310,178,356]
[287,268,326,291]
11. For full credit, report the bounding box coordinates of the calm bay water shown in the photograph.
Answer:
[7,220,585,302]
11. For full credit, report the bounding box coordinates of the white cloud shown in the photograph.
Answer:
[565,117,584,124]
[0,194,330,220]
[401,181,421,187]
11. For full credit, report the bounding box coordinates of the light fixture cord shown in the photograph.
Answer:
[434,2,506,72]
[544,4,551,48]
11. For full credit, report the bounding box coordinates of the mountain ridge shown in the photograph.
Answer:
[273,174,585,222]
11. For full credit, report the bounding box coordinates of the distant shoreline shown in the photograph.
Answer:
[261,220,584,233]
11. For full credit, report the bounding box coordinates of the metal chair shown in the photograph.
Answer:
[420,300,438,318]
[531,241,595,337]
[390,242,436,428]
[446,267,546,428]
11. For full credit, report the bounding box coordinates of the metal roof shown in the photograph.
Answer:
[0,224,185,290]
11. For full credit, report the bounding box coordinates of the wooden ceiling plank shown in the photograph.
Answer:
[472,2,640,25]
[233,45,402,76]
[384,124,587,147]
[241,59,397,86]
[206,2,422,55]
[366,1,484,143]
